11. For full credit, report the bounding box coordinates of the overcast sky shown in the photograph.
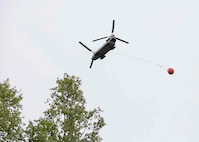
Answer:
[1,0,199,141]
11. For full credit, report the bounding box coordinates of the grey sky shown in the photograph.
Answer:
[1,0,199,141]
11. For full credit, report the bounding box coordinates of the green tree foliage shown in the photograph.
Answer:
[25,73,105,142]
[0,79,24,142]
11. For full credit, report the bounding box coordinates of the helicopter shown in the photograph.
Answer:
[79,20,129,68]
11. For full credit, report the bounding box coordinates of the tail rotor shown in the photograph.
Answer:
[92,20,128,44]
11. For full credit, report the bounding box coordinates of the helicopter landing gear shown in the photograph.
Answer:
[100,55,106,59]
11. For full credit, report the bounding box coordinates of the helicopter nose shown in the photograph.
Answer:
[91,56,96,60]
[91,53,98,60]
[91,54,95,60]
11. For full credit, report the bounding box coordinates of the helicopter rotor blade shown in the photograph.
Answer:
[92,36,109,42]
[90,60,94,68]
[79,41,94,53]
[116,37,129,44]
[112,20,115,33]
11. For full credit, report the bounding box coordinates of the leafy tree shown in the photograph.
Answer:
[0,79,24,142]
[25,73,105,142]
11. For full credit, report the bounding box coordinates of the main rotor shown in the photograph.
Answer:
[92,20,129,44]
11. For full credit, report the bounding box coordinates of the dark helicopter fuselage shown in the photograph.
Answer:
[79,20,128,68]
[92,37,116,60]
